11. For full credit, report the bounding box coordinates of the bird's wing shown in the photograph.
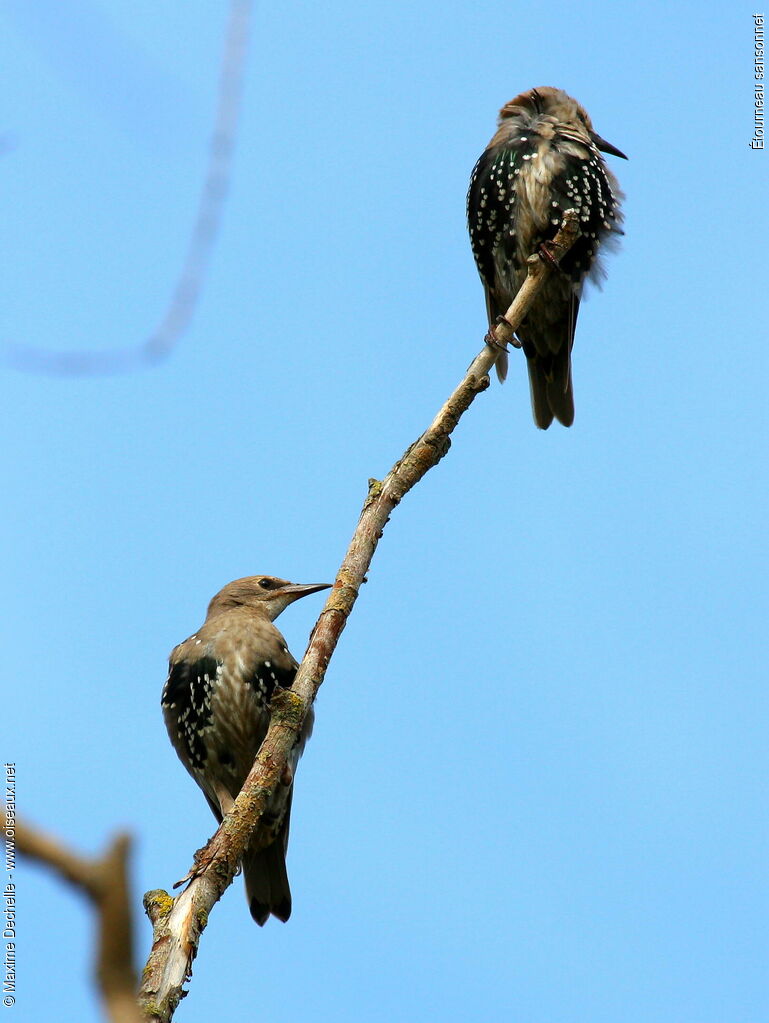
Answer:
[467,143,523,321]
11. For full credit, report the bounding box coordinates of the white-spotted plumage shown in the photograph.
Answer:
[468,87,626,427]
[162,575,330,925]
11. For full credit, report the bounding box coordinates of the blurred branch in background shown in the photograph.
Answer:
[137,213,581,1022]
[17,818,139,1023]
[4,0,253,376]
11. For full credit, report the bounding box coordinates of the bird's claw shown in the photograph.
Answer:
[172,869,194,890]
[485,326,507,353]
[488,321,522,350]
[173,839,215,888]
[538,240,566,274]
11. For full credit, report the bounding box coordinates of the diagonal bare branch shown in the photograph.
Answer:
[138,210,581,1021]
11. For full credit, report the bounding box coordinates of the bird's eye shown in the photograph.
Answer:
[258,578,273,590]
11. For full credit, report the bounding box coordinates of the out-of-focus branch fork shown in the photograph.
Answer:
[17,819,139,1023]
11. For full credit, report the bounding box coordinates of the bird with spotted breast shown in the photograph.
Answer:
[162,575,331,925]
[467,86,626,428]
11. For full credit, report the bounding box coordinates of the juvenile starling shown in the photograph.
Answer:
[467,86,626,428]
[162,575,331,924]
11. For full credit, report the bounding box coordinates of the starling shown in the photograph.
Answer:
[467,86,626,428]
[162,575,331,924]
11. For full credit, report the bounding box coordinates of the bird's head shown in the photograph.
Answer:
[206,576,332,622]
[499,86,627,160]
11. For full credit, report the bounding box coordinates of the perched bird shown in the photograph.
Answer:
[162,575,331,925]
[467,87,626,428]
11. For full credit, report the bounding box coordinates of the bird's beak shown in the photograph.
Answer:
[279,582,333,603]
[591,132,628,160]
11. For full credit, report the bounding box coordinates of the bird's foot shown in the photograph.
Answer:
[538,240,566,274]
[173,838,216,889]
[490,318,522,349]
[172,871,192,890]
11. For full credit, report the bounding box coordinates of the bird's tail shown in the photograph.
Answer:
[526,344,574,429]
[243,828,292,925]
[243,799,293,926]
[494,348,509,383]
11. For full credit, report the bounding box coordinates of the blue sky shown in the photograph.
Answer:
[4,2,767,1021]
